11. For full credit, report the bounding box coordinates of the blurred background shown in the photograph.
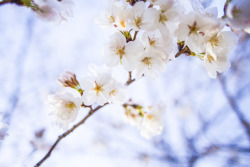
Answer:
[0,0,249,166]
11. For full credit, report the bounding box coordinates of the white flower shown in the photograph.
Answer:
[202,53,230,78]
[104,32,144,71]
[124,105,144,128]
[81,73,112,106]
[226,0,250,33]
[47,92,82,130]
[0,114,8,140]
[140,104,165,139]
[134,48,166,79]
[175,12,221,54]
[142,30,173,59]
[206,31,238,59]
[96,2,119,28]
[124,103,165,139]
[34,0,73,22]
[156,0,182,36]
[202,30,238,78]
[191,0,218,18]
[114,6,130,31]
[129,2,159,31]
[107,80,127,104]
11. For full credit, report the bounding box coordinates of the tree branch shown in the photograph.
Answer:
[34,103,108,167]
[35,73,137,166]
[218,75,250,142]
[175,46,191,58]
[126,71,135,86]
[0,0,23,6]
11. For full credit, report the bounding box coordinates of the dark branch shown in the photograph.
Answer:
[34,103,108,167]
[218,75,250,142]
[0,0,23,6]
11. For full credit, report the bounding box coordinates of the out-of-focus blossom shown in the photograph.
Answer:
[124,104,144,127]
[34,0,73,22]
[47,92,82,130]
[140,104,165,139]
[124,103,165,139]
[226,0,250,33]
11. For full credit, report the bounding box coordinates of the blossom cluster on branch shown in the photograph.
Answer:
[43,0,242,141]
[0,0,250,166]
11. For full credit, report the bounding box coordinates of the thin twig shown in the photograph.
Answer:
[175,46,190,58]
[34,103,108,167]
[133,31,138,41]
[218,75,250,142]
[126,71,135,86]
[35,74,137,166]
[0,0,23,6]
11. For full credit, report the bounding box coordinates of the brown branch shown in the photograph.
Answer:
[35,72,137,166]
[126,71,135,86]
[0,0,23,6]
[175,46,191,58]
[34,103,108,167]
[222,0,232,19]
[133,31,138,41]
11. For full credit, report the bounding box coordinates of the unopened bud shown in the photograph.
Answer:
[57,71,84,95]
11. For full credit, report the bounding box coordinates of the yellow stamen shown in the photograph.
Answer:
[142,57,152,66]
[209,35,220,48]
[65,102,76,112]
[93,81,103,95]
[120,20,126,28]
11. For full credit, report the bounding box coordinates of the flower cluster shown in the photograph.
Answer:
[45,0,244,139]
[124,103,165,139]
[98,0,238,79]
[47,66,126,129]
[0,114,8,140]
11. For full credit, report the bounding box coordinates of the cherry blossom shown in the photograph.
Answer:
[47,92,82,130]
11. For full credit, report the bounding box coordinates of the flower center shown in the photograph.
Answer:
[109,89,117,96]
[232,6,241,18]
[209,35,220,48]
[116,46,125,60]
[207,54,215,63]
[65,102,76,111]
[120,20,126,28]
[135,17,142,28]
[93,82,103,95]
[188,21,199,35]
[148,37,157,47]
[142,57,152,66]
[159,13,167,24]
